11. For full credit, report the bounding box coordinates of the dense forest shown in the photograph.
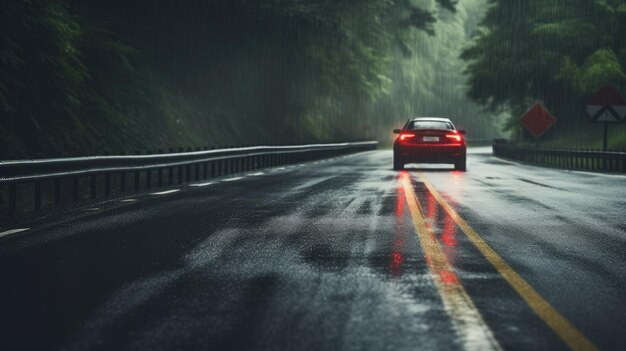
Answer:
[1,0,502,158]
[463,0,626,148]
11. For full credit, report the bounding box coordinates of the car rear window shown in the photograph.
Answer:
[409,121,453,130]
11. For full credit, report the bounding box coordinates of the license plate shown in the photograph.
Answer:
[423,136,439,142]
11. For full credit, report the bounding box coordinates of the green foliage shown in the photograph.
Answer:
[558,49,626,93]
[2,0,501,157]
[0,0,86,155]
[463,0,626,141]
[375,0,501,142]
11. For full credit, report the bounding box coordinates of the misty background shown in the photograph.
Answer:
[1,0,625,159]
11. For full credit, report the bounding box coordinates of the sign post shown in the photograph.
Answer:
[586,86,626,151]
[520,102,556,141]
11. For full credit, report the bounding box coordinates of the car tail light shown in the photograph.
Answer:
[446,133,462,143]
[399,133,415,141]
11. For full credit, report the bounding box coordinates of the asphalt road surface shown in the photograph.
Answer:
[1,148,624,351]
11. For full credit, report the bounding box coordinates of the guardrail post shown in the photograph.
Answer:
[134,171,140,191]
[9,184,16,215]
[194,147,201,180]
[156,150,163,187]
[178,148,184,183]
[567,151,574,169]
[54,179,61,206]
[34,182,41,210]
[146,169,152,189]
[167,148,174,185]
[90,175,97,199]
[104,174,111,198]
[186,147,192,183]
[120,172,126,192]
[118,152,126,193]
[73,177,80,203]
[228,150,234,173]
[146,151,153,189]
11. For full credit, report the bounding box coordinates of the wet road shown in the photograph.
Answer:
[1,148,625,351]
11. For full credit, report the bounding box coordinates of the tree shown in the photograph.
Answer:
[2,0,467,157]
[462,0,626,139]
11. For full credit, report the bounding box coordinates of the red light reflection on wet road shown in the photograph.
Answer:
[438,269,459,285]
[391,173,406,277]
[441,215,457,247]
[395,171,461,277]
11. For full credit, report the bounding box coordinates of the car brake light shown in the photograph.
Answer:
[446,134,462,142]
[399,133,415,141]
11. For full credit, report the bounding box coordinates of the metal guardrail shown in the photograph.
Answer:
[0,141,378,216]
[466,138,495,147]
[492,139,626,173]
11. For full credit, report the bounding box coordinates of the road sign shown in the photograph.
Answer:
[520,102,556,138]
[586,86,626,123]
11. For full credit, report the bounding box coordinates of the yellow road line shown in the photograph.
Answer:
[400,173,501,351]
[416,172,599,351]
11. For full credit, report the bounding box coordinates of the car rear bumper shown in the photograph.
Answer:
[395,144,466,163]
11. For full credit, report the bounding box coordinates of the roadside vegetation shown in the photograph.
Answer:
[0,0,499,159]
[462,0,626,150]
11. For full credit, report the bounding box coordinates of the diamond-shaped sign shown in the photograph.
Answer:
[520,102,556,138]
[586,86,626,123]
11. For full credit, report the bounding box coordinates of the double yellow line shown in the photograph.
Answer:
[401,172,599,351]
[401,173,501,351]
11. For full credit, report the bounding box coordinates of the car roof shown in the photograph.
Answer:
[410,117,452,122]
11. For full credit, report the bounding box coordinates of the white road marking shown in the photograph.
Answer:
[247,172,265,176]
[223,177,243,182]
[0,228,30,239]
[120,199,138,202]
[569,170,626,178]
[276,167,286,170]
[149,189,180,195]
[190,182,215,187]
[493,155,626,178]
[298,164,305,166]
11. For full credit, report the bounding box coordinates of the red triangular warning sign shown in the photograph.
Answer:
[587,86,626,106]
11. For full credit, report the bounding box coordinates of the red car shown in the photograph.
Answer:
[393,117,467,171]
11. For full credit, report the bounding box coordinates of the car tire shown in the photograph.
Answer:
[454,157,467,171]
[393,155,404,171]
